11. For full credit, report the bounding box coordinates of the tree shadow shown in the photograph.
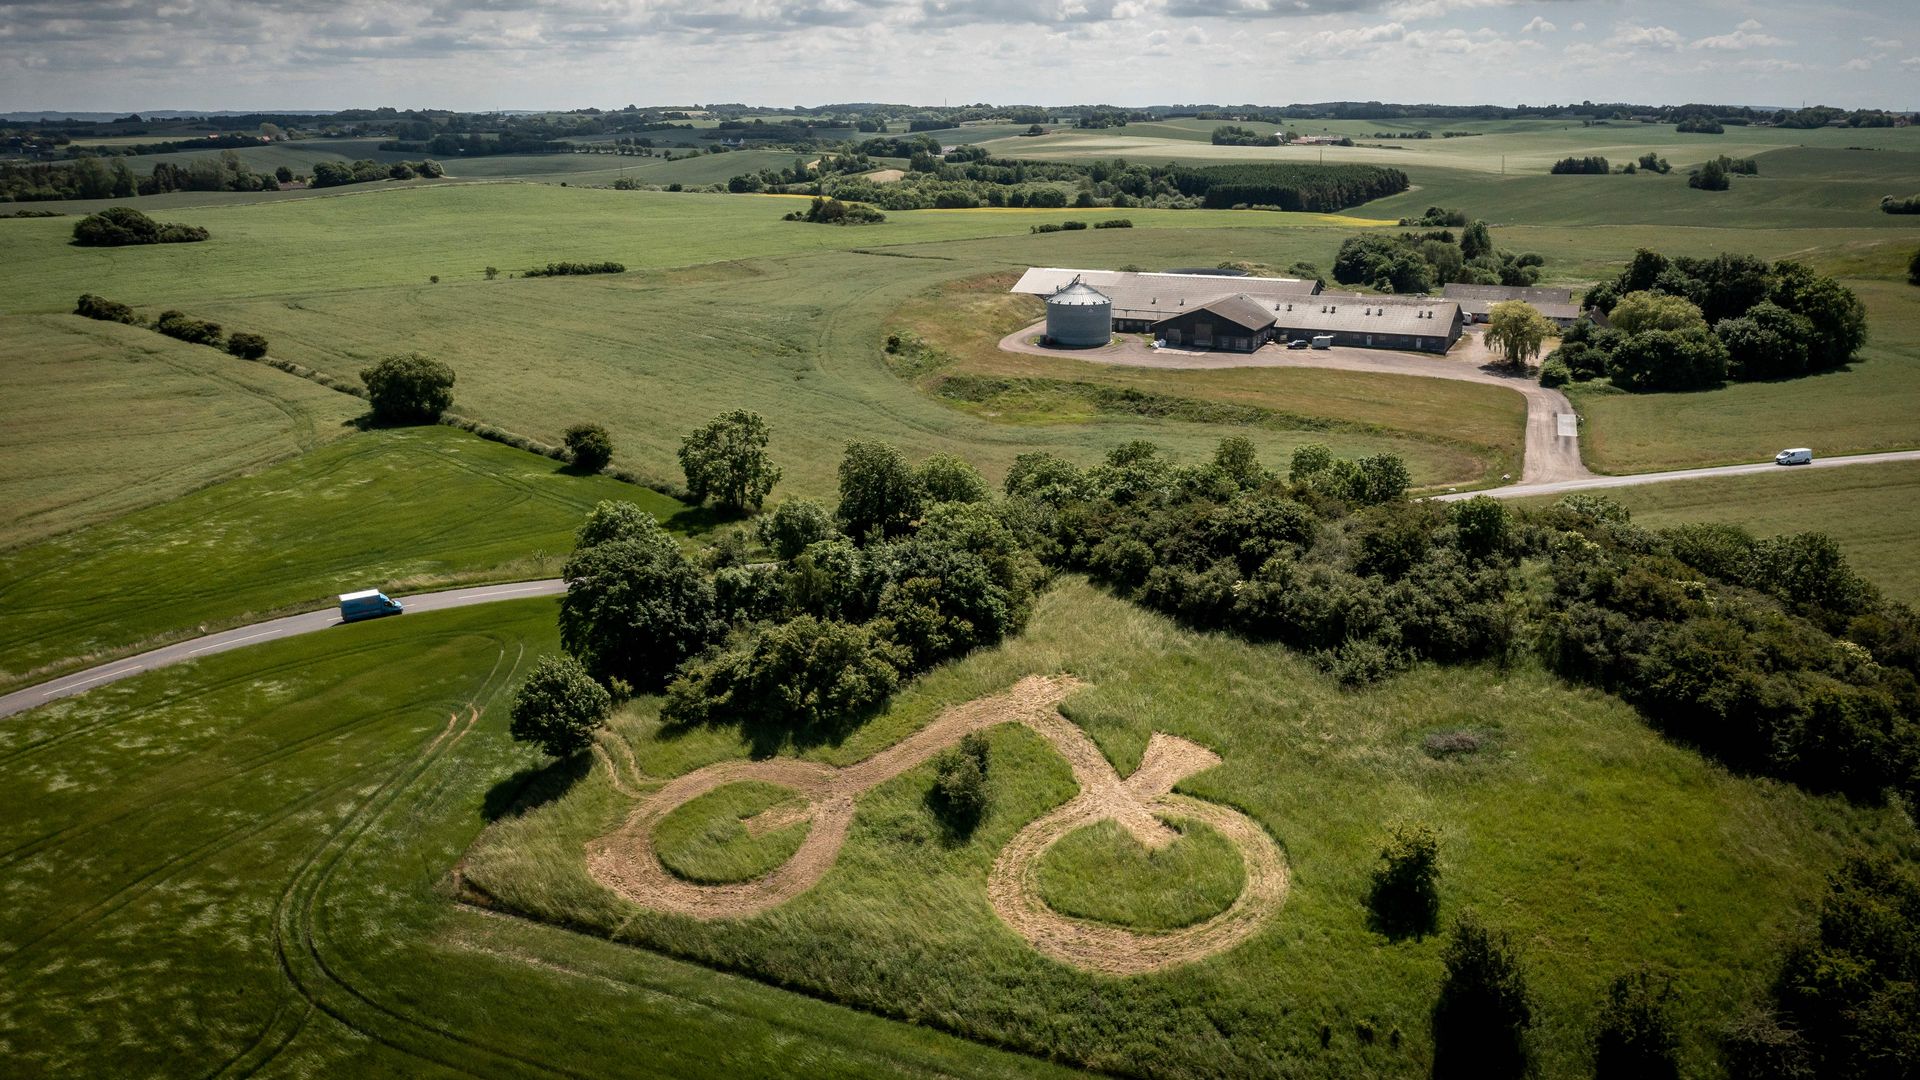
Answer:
[1366,882,1440,943]
[922,786,983,846]
[656,695,890,761]
[664,503,745,534]
[480,752,593,823]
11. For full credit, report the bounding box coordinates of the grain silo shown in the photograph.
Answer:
[1045,280,1112,347]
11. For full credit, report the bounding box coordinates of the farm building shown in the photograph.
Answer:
[1152,295,1281,352]
[1044,281,1113,346]
[1012,267,1320,332]
[1441,283,1581,326]
[1271,295,1463,353]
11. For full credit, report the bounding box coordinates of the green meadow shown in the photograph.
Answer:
[0,425,686,691]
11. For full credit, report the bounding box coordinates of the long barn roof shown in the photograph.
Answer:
[1267,293,1462,337]
[1441,283,1581,320]
[1013,266,1320,323]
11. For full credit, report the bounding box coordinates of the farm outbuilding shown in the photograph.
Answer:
[1043,281,1113,346]
[1442,283,1581,326]
[1271,295,1463,353]
[1014,267,1320,332]
[1150,295,1278,352]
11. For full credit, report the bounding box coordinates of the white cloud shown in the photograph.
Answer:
[1607,24,1683,51]
[1570,20,1584,31]
[1736,18,1763,31]
[1692,29,1787,51]
[1901,55,1920,68]
[1521,15,1553,33]
[1863,36,1902,49]
[1840,58,1872,70]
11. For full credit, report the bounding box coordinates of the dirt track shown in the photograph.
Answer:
[585,675,1290,975]
[998,320,1591,486]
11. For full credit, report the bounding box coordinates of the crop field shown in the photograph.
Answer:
[464,579,1910,1079]
[0,599,1071,1079]
[0,313,361,548]
[0,425,687,692]
[1514,460,1920,604]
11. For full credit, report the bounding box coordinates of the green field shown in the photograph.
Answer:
[1515,460,1920,604]
[0,313,362,548]
[0,425,689,691]
[465,579,1909,1079]
[0,598,1075,1079]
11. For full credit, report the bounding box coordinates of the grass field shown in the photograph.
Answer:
[0,599,1077,1079]
[1035,817,1245,931]
[465,579,1911,1079]
[1514,460,1920,604]
[0,313,362,549]
[0,425,690,692]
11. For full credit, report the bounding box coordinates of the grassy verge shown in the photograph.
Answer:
[464,579,1910,1079]
[0,599,1075,1078]
[0,425,695,693]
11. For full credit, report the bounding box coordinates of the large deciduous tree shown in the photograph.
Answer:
[1485,301,1555,369]
[836,440,922,541]
[360,352,455,423]
[558,532,722,690]
[678,410,781,514]
[508,654,612,758]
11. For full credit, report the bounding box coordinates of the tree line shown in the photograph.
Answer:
[1333,218,1542,293]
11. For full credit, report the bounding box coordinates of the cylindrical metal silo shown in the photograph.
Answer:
[1045,281,1112,347]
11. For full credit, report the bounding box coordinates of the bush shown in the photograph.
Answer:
[784,196,884,225]
[574,499,669,552]
[74,293,139,324]
[914,454,989,504]
[758,498,838,560]
[1770,853,1920,1078]
[1452,496,1511,559]
[507,654,612,758]
[1607,327,1728,392]
[522,261,625,277]
[71,206,208,246]
[1093,218,1133,228]
[1549,156,1609,175]
[1367,822,1440,937]
[1538,357,1571,386]
[1432,912,1534,1080]
[1689,158,1730,191]
[1882,195,1920,215]
[930,732,990,832]
[837,440,922,541]
[360,352,455,423]
[152,310,223,347]
[660,615,903,734]
[564,423,614,472]
[559,534,722,690]
[225,331,269,360]
[1593,968,1681,1080]
[678,410,781,514]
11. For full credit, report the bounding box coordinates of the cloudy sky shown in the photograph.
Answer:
[1,0,1912,112]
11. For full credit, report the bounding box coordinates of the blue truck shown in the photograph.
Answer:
[339,589,404,623]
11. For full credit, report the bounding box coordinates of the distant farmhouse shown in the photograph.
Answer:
[1013,267,1463,354]
[1441,283,1581,326]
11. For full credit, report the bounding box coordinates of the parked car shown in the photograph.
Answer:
[1774,447,1814,466]
[1286,339,1310,350]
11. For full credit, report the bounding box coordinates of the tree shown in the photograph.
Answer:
[1366,822,1440,937]
[1212,435,1266,490]
[574,500,670,553]
[1432,912,1534,1080]
[558,536,721,689]
[71,206,208,246]
[508,654,612,758]
[1769,263,1868,372]
[837,440,921,540]
[758,498,838,560]
[1592,968,1680,1080]
[274,165,294,183]
[930,732,991,833]
[1485,301,1555,369]
[1716,301,1813,381]
[1607,291,1707,337]
[1452,496,1511,559]
[660,615,903,734]
[678,410,781,514]
[1354,454,1412,505]
[1460,219,1493,261]
[1607,327,1728,392]
[564,423,613,472]
[225,332,269,360]
[1688,157,1730,191]
[914,454,989,504]
[360,352,455,423]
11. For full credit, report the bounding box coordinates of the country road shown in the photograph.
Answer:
[0,579,564,721]
[1434,449,1920,501]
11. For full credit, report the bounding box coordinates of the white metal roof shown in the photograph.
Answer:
[339,589,384,602]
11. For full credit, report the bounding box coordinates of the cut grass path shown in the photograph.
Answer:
[0,598,1079,1078]
[0,425,693,693]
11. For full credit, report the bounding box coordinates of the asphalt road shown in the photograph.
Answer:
[1432,449,1920,502]
[0,579,565,721]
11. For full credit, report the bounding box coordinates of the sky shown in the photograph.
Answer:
[1,0,1913,113]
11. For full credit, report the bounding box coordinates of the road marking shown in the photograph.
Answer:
[59,664,146,690]
[1556,413,1578,437]
[189,626,289,655]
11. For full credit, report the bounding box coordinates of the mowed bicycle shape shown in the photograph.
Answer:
[586,675,1289,976]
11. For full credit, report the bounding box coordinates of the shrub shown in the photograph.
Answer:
[1881,195,1920,215]
[1452,496,1512,560]
[661,615,903,734]
[678,409,781,514]
[507,654,612,758]
[1367,822,1440,937]
[1592,968,1680,1080]
[564,423,614,472]
[758,498,838,560]
[225,331,269,360]
[1689,158,1730,191]
[522,261,625,277]
[484,266,499,279]
[71,206,209,246]
[152,310,223,347]
[360,352,455,423]
[1432,912,1534,1080]
[1606,327,1728,392]
[1549,156,1609,175]
[1093,218,1133,228]
[74,293,139,324]
[1538,357,1571,387]
[1770,853,1920,1078]
[930,732,990,832]
[1911,247,1920,285]
[914,454,989,504]
[784,196,884,225]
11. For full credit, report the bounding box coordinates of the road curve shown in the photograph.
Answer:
[1432,449,1920,502]
[997,322,1592,486]
[0,579,565,721]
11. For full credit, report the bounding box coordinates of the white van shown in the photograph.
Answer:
[1774,448,1813,466]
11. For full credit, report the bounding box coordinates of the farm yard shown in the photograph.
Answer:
[4,94,1920,1080]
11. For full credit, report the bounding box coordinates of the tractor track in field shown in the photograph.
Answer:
[586,675,1290,975]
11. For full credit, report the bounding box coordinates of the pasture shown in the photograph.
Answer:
[0,313,360,548]
[464,578,1911,1079]
[0,599,1070,1079]
[0,425,687,692]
